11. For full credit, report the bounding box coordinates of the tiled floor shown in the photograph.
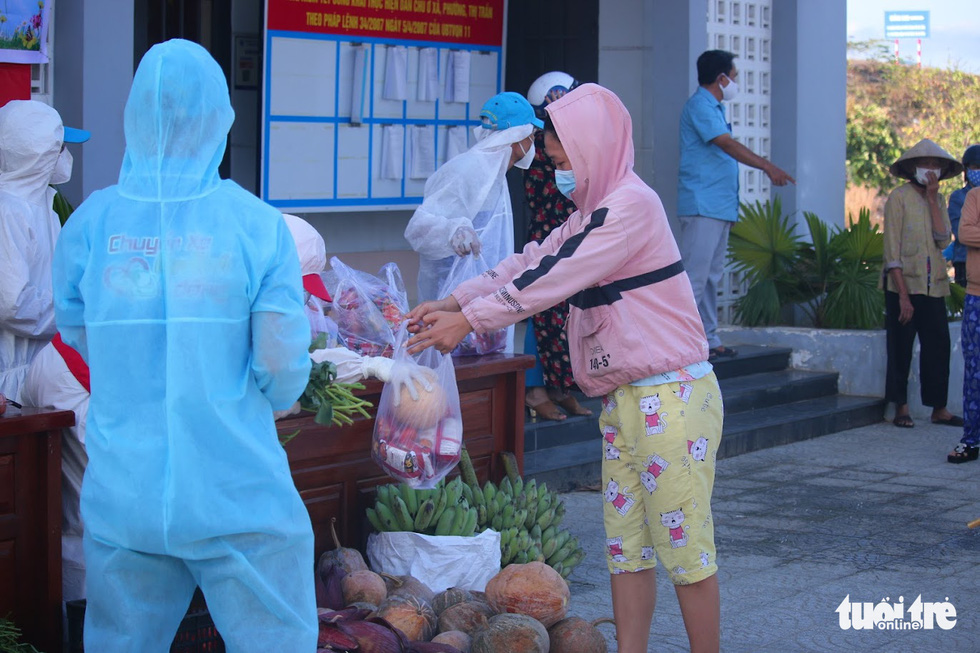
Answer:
[561,420,979,652]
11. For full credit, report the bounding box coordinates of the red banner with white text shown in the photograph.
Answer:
[267,0,504,47]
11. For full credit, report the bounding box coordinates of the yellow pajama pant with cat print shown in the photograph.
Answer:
[599,372,723,585]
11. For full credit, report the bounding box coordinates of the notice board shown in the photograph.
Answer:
[262,0,505,212]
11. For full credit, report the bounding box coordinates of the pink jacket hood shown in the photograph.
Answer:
[545,83,634,215]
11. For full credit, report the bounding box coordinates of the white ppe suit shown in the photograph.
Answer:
[404,125,532,305]
[51,40,316,652]
[20,338,90,604]
[0,101,66,402]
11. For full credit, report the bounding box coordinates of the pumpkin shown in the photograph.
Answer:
[393,369,447,428]
[437,600,493,635]
[470,614,549,653]
[548,617,615,653]
[342,569,388,606]
[432,630,472,652]
[432,587,474,615]
[318,517,369,574]
[484,561,570,627]
[376,594,438,642]
[381,573,437,605]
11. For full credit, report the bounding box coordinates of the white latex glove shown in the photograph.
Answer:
[273,402,301,421]
[450,225,482,256]
[377,359,435,406]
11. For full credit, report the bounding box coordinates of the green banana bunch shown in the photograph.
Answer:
[455,447,586,578]
[368,480,478,537]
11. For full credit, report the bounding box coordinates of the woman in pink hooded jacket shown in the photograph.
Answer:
[407,84,722,653]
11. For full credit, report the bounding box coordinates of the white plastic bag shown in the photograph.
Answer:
[327,257,408,358]
[437,255,507,357]
[366,530,501,593]
[371,327,462,488]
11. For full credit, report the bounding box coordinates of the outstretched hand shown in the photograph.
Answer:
[405,296,461,334]
[405,311,474,355]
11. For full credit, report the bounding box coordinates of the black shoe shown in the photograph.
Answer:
[947,444,979,464]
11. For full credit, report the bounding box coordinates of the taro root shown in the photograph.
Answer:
[470,613,549,653]
[343,569,388,606]
[484,561,570,627]
[407,642,463,652]
[432,587,473,615]
[437,601,493,635]
[376,594,438,642]
[548,616,616,653]
[381,573,436,605]
[432,630,472,652]
[319,517,370,575]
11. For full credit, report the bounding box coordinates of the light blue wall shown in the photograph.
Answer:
[53,0,133,207]
[772,0,848,229]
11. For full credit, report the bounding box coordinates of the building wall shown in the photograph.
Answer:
[51,0,846,306]
[52,0,134,207]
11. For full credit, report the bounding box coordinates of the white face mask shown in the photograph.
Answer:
[50,147,73,185]
[914,166,941,186]
[721,74,739,101]
[514,141,535,170]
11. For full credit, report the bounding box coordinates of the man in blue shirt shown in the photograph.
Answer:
[677,50,794,361]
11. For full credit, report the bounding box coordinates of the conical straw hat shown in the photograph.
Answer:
[889,138,963,181]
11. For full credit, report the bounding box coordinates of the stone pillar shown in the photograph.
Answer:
[771,0,847,229]
[52,0,134,205]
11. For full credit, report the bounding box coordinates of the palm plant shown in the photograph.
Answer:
[728,201,885,330]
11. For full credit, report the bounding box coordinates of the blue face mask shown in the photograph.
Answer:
[554,169,576,198]
[967,168,980,187]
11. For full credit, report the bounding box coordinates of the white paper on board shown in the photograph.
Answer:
[381,125,404,180]
[446,125,469,161]
[350,45,369,125]
[418,47,440,101]
[444,50,471,103]
[383,45,408,101]
[408,125,436,179]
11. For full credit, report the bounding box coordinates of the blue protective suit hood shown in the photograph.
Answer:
[119,39,234,200]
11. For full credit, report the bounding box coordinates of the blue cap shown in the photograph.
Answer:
[479,92,544,131]
[63,126,91,144]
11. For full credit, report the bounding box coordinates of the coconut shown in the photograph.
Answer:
[432,630,472,652]
[484,561,570,627]
[342,569,388,606]
[437,601,493,635]
[393,368,446,428]
[470,614,549,653]
[432,588,474,615]
[548,617,615,653]
[318,517,369,575]
[376,594,438,642]
[381,573,436,605]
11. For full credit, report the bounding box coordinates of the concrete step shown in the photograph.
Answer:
[710,344,792,380]
[720,369,839,414]
[717,394,885,459]
[523,366,834,454]
[523,394,885,490]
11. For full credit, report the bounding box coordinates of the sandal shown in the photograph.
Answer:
[708,346,738,361]
[526,398,566,422]
[932,415,965,427]
[893,414,914,428]
[947,444,979,464]
[553,394,593,417]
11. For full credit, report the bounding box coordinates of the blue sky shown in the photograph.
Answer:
[847,0,980,72]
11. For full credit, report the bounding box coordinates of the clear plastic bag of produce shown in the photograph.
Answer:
[327,257,408,358]
[371,327,462,488]
[437,255,507,357]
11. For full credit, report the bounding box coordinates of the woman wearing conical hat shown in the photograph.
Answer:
[882,139,964,429]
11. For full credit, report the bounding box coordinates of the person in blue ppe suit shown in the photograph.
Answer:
[51,39,317,652]
[0,100,89,403]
